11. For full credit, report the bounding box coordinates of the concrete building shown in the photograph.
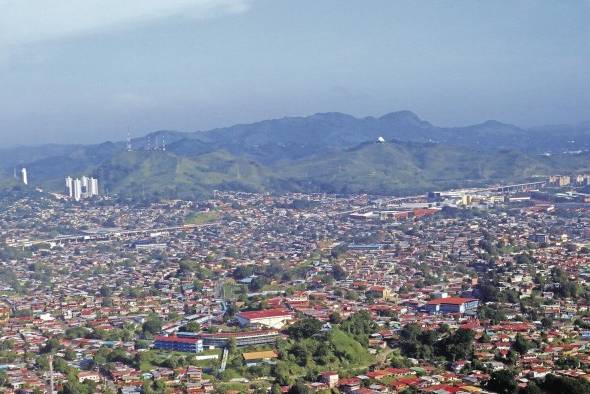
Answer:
[154,336,203,353]
[65,176,98,200]
[20,168,28,185]
[199,329,279,348]
[549,175,571,187]
[89,177,99,196]
[424,297,479,315]
[65,176,74,198]
[73,178,82,201]
[236,309,293,329]
[81,176,89,198]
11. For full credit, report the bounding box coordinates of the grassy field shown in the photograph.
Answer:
[137,349,222,371]
[185,210,221,225]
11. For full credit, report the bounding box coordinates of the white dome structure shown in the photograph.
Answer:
[377,136,385,143]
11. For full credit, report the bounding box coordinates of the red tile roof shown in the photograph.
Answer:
[426,297,477,305]
[155,335,200,344]
[237,308,292,320]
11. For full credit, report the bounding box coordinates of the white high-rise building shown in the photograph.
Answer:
[73,178,82,201]
[21,168,28,185]
[65,175,99,200]
[65,176,74,197]
[81,176,89,198]
[89,178,99,197]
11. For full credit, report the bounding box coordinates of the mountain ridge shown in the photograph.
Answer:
[2,110,590,199]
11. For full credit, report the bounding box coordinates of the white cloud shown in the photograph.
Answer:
[0,0,250,47]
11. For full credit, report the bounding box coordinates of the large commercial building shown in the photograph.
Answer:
[154,335,203,353]
[197,329,279,348]
[424,297,479,315]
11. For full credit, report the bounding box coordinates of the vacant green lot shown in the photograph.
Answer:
[185,210,221,225]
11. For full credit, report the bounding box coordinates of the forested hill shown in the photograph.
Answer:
[1,111,590,198]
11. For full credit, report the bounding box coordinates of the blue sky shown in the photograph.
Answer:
[0,0,589,146]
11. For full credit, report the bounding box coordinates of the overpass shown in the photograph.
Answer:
[487,181,547,193]
[9,223,219,248]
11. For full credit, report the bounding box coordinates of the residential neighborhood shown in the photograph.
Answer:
[0,179,589,393]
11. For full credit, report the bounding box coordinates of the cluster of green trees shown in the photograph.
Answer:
[0,246,32,261]
[231,312,377,388]
[230,260,310,292]
[340,310,378,347]
[399,324,475,362]
[178,259,214,280]
[486,371,590,394]
[550,268,585,299]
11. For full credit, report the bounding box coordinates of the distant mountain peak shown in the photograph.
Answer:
[307,112,357,121]
[379,110,421,121]
[478,120,514,128]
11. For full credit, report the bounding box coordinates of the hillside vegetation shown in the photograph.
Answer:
[2,111,590,198]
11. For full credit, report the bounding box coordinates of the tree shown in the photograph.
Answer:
[487,370,517,394]
[64,347,77,361]
[436,328,475,361]
[41,337,62,354]
[273,361,293,386]
[249,276,268,292]
[288,380,310,394]
[0,370,8,387]
[271,383,282,394]
[329,312,342,324]
[519,381,541,394]
[184,321,201,332]
[287,318,322,340]
[332,265,347,280]
[232,265,254,280]
[542,374,590,394]
[512,334,532,355]
[99,285,112,297]
[142,315,163,335]
[227,337,237,355]
[341,310,378,346]
[541,317,553,329]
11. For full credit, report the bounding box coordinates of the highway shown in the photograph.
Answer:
[10,222,219,248]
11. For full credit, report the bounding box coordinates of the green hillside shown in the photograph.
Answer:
[277,142,563,195]
[3,139,590,199]
[93,150,274,198]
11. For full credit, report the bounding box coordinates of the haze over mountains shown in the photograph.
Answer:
[2,111,590,198]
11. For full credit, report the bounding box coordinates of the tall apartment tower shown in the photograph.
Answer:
[20,168,28,185]
[81,176,89,198]
[73,178,82,201]
[89,178,99,196]
[65,176,74,197]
